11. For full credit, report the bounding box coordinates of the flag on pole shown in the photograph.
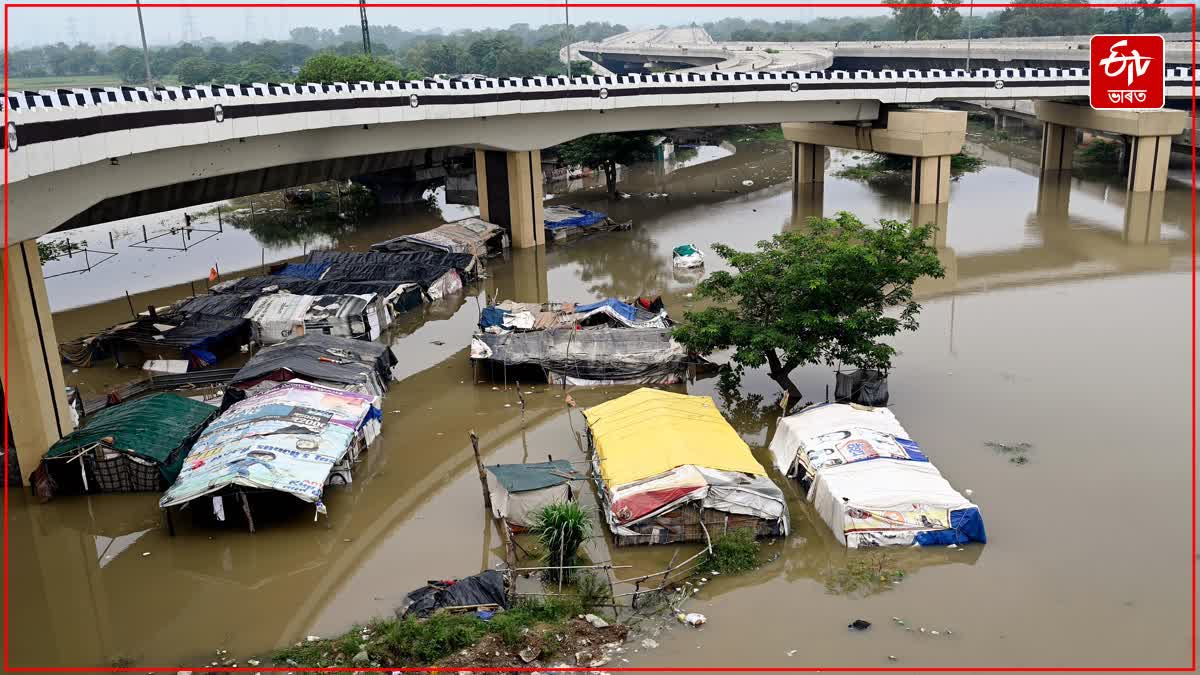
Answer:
[208,266,218,283]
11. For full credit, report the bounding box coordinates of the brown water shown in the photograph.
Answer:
[14,132,1195,668]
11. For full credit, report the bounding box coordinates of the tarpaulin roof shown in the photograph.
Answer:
[273,262,330,280]
[574,298,642,325]
[487,460,576,493]
[229,333,396,391]
[472,328,687,384]
[212,275,418,300]
[583,388,767,486]
[673,244,700,257]
[102,312,249,351]
[160,381,380,508]
[543,205,608,230]
[175,294,260,318]
[370,217,504,258]
[43,393,217,484]
[306,250,477,287]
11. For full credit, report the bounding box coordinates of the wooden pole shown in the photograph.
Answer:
[238,491,256,534]
[125,291,136,319]
[470,430,493,513]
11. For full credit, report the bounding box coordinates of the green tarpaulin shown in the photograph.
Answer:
[44,393,217,485]
[486,460,577,493]
[673,244,700,257]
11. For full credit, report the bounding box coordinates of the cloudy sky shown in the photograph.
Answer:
[7,1,951,48]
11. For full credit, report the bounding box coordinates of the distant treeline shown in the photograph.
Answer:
[8,21,626,85]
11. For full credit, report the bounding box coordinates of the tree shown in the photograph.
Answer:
[883,0,937,40]
[672,212,945,406]
[296,52,408,82]
[173,56,217,85]
[555,133,659,197]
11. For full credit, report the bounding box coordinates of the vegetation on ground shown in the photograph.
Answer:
[273,597,586,668]
[673,211,944,408]
[1079,140,1122,165]
[703,528,762,574]
[37,238,88,264]
[556,133,661,197]
[823,551,906,596]
[296,53,415,83]
[834,152,984,182]
[529,501,592,583]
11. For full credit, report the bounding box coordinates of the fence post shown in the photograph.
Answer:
[470,430,493,513]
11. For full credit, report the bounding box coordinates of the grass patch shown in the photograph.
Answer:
[732,125,786,143]
[274,597,583,668]
[824,551,906,596]
[702,528,761,574]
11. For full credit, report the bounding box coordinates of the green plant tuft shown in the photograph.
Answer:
[529,501,591,583]
[703,528,761,574]
[824,551,906,596]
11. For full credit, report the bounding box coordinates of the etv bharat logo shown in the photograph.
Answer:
[1090,34,1165,110]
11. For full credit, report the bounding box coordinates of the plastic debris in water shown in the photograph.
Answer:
[848,620,871,631]
[678,613,707,627]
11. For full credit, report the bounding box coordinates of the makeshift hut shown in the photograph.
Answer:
[160,380,382,529]
[583,388,789,546]
[672,244,705,268]
[768,403,986,548]
[32,393,217,498]
[469,298,696,386]
[242,292,392,344]
[485,460,580,529]
[370,217,507,258]
[210,276,424,315]
[60,312,252,369]
[305,249,478,300]
[543,205,630,242]
[221,333,396,410]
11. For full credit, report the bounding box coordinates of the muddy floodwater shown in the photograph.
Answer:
[13,129,1194,668]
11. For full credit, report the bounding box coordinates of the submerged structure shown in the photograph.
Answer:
[160,381,382,529]
[583,388,789,546]
[222,333,396,409]
[470,298,697,385]
[485,459,580,529]
[370,217,507,258]
[543,205,630,242]
[305,249,478,301]
[33,393,217,498]
[769,403,985,548]
[59,312,252,370]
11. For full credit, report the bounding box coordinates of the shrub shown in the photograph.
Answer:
[703,528,761,574]
[529,501,591,583]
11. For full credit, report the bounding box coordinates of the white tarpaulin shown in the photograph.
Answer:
[769,403,986,548]
[245,293,387,344]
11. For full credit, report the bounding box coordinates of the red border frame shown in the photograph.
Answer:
[2,3,1190,667]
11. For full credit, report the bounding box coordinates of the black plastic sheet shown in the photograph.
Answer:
[396,569,509,619]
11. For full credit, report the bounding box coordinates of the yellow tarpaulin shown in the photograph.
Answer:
[583,388,768,486]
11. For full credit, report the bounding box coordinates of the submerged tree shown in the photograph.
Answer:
[673,212,944,408]
[555,133,659,197]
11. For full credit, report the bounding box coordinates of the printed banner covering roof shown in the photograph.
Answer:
[160,381,378,508]
[582,388,767,486]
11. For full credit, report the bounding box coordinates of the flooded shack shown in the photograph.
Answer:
[583,388,789,546]
[485,459,580,530]
[305,249,479,301]
[59,312,252,370]
[221,333,396,409]
[160,381,383,531]
[370,217,507,258]
[33,393,217,498]
[209,276,424,316]
[768,403,986,548]
[543,205,630,242]
[470,298,697,385]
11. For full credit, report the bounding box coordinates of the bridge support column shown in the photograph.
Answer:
[1035,102,1186,192]
[1040,122,1076,173]
[474,149,545,249]
[1124,191,1166,245]
[783,108,966,207]
[5,241,73,485]
[792,142,824,184]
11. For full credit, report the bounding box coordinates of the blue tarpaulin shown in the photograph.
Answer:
[273,262,330,280]
[480,306,507,329]
[574,298,639,323]
[544,207,608,230]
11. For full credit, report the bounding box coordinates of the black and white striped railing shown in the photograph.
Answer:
[7,67,1196,112]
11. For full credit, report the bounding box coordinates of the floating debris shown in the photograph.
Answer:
[641,638,659,649]
[848,619,871,631]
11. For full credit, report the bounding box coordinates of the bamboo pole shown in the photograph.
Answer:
[470,430,493,512]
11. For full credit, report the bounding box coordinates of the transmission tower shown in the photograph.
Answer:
[66,17,79,44]
[182,8,197,43]
[359,0,371,55]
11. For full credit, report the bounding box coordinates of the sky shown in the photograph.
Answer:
[6,1,938,48]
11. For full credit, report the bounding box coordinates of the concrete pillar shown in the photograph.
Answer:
[912,155,952,205]
[1124,191,1165,244]
[1126,135,1173,192]
[1040,122,1076,172]
[5,240,73,484]
[474,148,545,249]
[792,141,824,184]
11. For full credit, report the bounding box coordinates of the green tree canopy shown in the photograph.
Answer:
[297,52,409,82]
[555,133,659,197]
[173,56,217,85]
[673,212,945,405]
